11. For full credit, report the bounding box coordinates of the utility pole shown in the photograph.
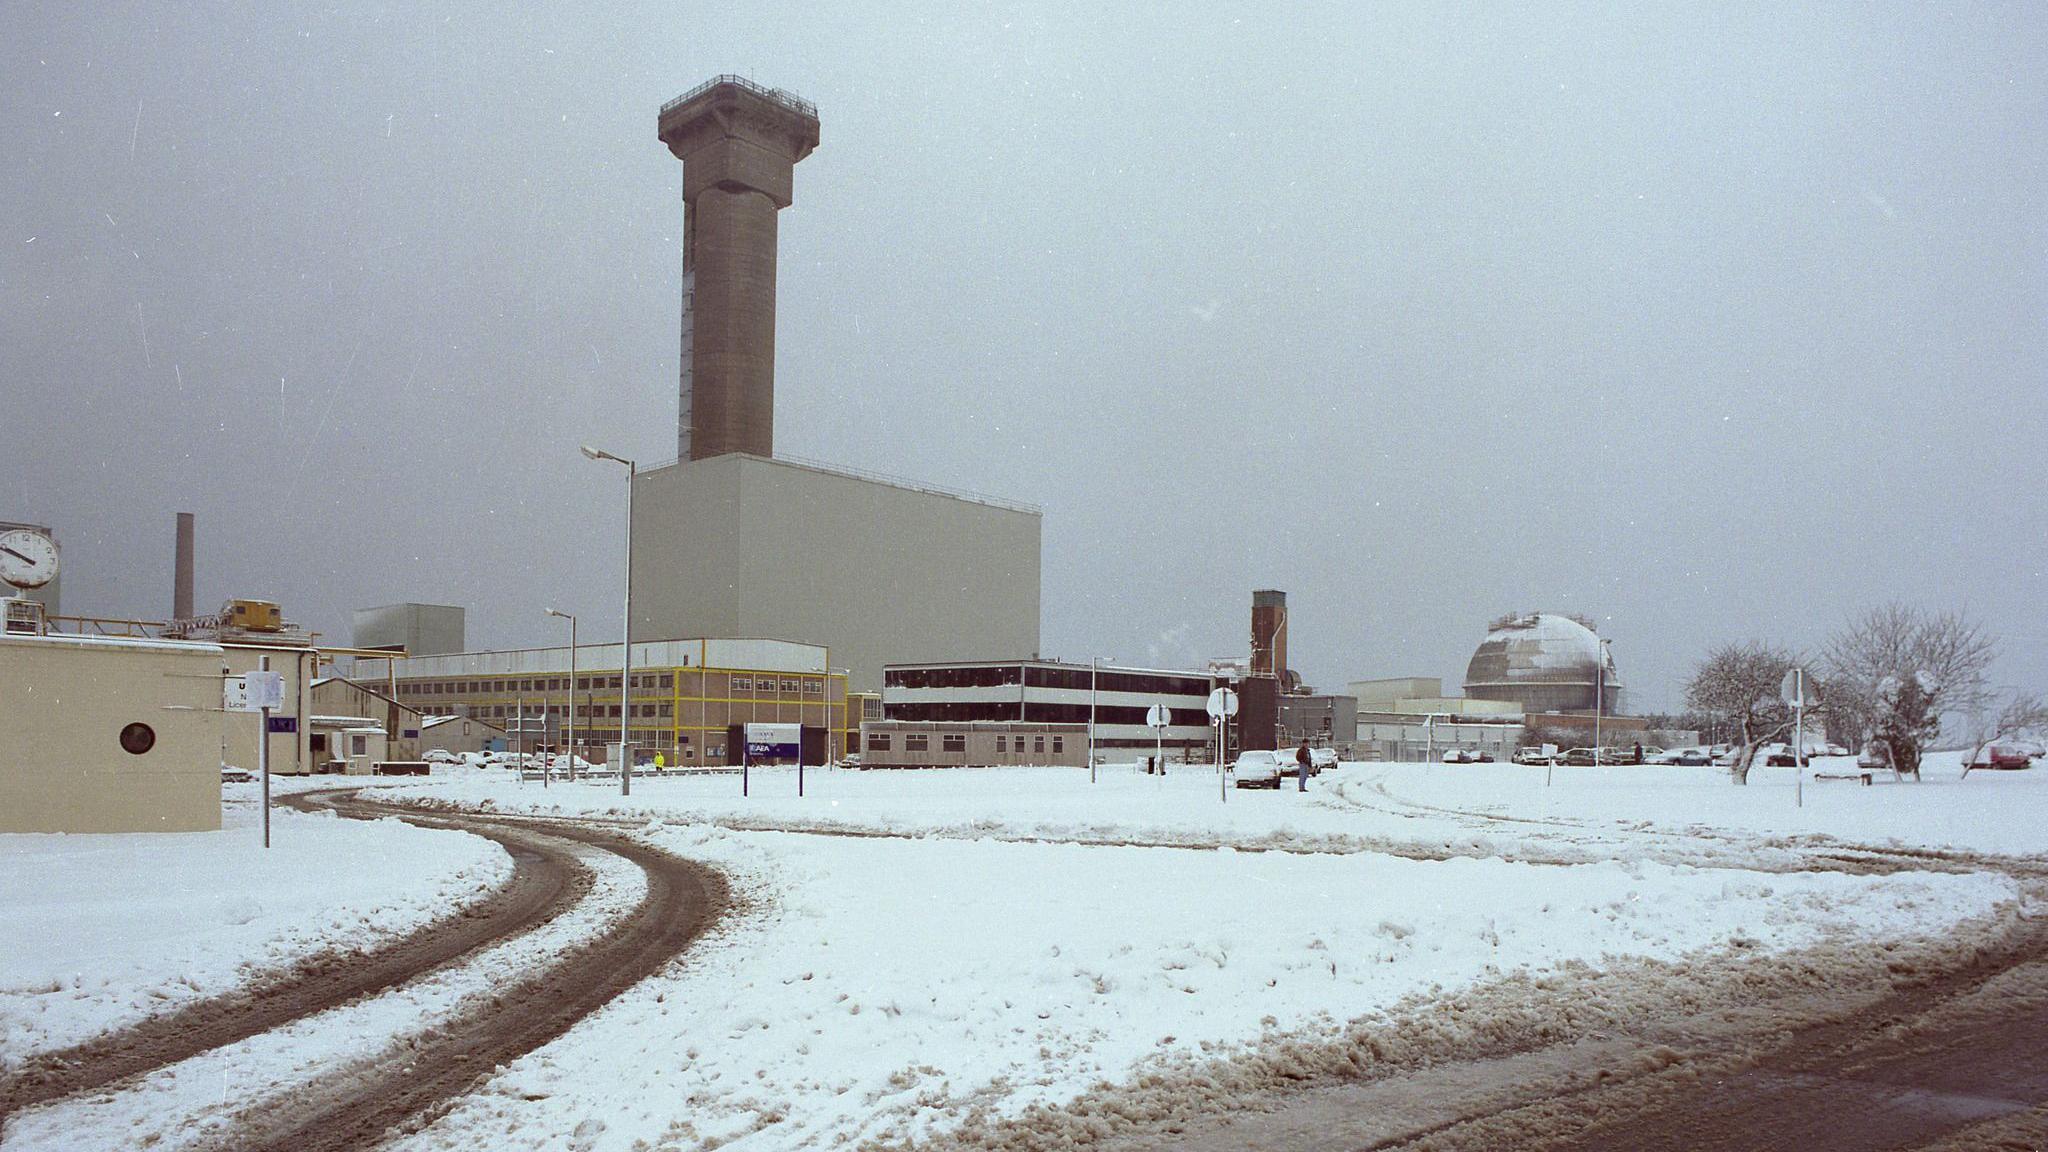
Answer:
[547,609,577,783]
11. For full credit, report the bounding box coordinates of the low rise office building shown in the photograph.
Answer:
[883,659,1218,761]
[355,638,848,765]
[858,720,1087,769]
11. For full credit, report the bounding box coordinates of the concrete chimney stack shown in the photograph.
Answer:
[658,76,819,461]
[173,512,195,620]
[1251,589,1288,682]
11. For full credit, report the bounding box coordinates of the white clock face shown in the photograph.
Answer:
[0,529,59,591]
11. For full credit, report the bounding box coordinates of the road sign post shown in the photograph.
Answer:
[1782,666,1813,808]
[233,662,286,849]
[1206,688,1238,803]
[1145,703,1170,777]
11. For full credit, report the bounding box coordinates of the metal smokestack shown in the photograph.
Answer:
[173,512,194,620]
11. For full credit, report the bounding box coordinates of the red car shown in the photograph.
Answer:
[1975,743,2035,771]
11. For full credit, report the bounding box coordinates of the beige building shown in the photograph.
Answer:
[1,631,223,833]
[310,676,424,761]
[220,641,318,776]
[630,453,1041,694]
[417,715,505,757]
[356,637,849,765]
[859,720,1087,769]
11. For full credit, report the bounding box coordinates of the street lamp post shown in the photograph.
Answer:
[1088,656,1116,784]
[581,444,635,797]
[546,608,576,784]
[1594,637,1611,765]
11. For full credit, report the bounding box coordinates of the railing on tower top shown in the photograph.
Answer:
[662,75,818,120]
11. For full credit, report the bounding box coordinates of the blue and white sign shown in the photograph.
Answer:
[744,722,801,759]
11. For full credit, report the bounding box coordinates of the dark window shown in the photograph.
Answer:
[867,734,891,751]
[119,722,156,755]
[905,734,929,752]
[1053,736,1065,753]
[996,735,1007,753]
[942,734,966,752]
[1034,735,1046,753]
[887,701,1022,723]
[659,674,673,689]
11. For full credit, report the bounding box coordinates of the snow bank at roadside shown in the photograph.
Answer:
[390,817,2014,1152]
[0,798,510,1066]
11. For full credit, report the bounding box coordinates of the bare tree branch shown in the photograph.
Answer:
[1684,641,1795,785]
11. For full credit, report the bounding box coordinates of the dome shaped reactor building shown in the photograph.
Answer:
[1463,613,1622,715]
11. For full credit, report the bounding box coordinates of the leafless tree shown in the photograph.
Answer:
[1683,641,1796,785]
[1960,689,2048,779]
[1824,604,1996,780]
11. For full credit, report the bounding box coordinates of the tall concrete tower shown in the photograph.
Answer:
[659,76,820,461]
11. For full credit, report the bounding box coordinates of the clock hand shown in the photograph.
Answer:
[0,545,33,564]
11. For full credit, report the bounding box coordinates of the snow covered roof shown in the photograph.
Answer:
[422,715,503,731]
[1463,612,1621,691]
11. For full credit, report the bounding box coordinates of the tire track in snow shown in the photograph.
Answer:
[190,797,728,1152]
[0,790,588,1128]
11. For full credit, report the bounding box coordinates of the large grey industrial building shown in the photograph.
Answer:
[353,602,466,657]
[628,77,1042,694]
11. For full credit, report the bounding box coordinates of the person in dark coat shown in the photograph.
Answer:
[1295,740,1312,791]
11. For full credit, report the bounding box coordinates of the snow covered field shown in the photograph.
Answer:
[0,789,510,1067]
[1357,750,2046,856]
[363,758,2034,1151]
[4,757,2036,1151]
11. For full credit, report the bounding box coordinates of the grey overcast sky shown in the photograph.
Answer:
[4,2,2043,709]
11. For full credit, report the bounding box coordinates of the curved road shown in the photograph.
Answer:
[0,791,727,1152]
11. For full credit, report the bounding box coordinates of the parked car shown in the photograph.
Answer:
[1440,748,1474,764]
[1968,743,2036,771]
[1661,748,1713,766]
[1308,747,1338,774]
[1232,750,1286,788]
[220,765,255,783]
[1512,747,1555,766]
[1761,743,1810,767]
[422,749,459,764]
[1561,748,1599,766]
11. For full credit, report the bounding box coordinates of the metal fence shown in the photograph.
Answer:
[661,74,817,120]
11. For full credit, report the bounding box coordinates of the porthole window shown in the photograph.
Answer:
[119,722,156,755]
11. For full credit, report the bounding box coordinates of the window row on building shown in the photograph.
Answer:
[885,662,1211,698]
[390,670,825,700]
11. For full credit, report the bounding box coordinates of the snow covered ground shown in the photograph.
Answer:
[6,831,645,1152]
[364,757,2034,1151]
[5,756,2036,1151]
[0,787,510,1069]
[1355,750,2047,856]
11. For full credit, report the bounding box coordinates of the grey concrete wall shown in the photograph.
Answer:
[633,455,1041,693]
[353,603,465,656]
